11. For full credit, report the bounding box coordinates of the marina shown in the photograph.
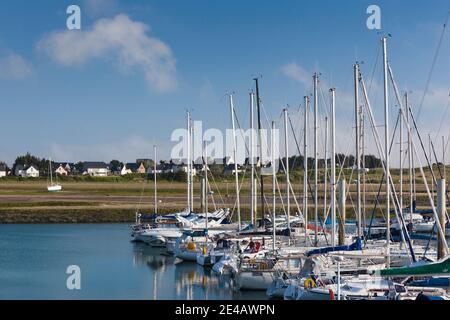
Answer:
[0,0,449,307]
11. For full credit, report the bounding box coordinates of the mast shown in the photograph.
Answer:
[250,92,255,226]
[271,121,276,251]
[254,78,265,220]
[190,117,194,211]
[324,117,328,221]
[49,158,53,185]
[443,136,446,182]
[313,73,319,246]
[303,96,309,244]
[382,37,391,267]
[354,63,362,239]
[154,145,158,214]
[283,108,291,243]
[186,111,191,212]
[361,110,366,229]
[204,140,209,229]
[399,109,403,216]
[230,94,241,231]
[330,88,337,247]
[406,93,413,220]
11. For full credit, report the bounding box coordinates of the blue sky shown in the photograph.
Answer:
[0,0,449,166]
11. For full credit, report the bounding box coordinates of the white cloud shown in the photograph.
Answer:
[0,54,33,79]
[281,62,310,88]
[37,14,177,92]
[83,0,119,16]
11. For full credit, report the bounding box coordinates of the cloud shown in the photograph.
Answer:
[83,0,119,17]
[0,54,33,79]
[37,14,177,92]
[281,62,310,88]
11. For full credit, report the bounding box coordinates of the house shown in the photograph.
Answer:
[121,162,146,175]
[120,164,132,175]
[0,164,7,177]
[55,165,68,176]
[147,160,197,175]
[54,163,74,176]
[15,165,39,178]
[135,159,153,169]
[81,162,110,177]
[136,163,146,174]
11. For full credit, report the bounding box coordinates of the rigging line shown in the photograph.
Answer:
[287,112,305,176]
[365,111,400,244]
[416,11,450,123]
[277,146,304,219]
[433,97,450,144]
[368,42,381,94]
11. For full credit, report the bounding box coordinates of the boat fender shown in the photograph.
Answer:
[329,289,335,300]
[187,242,196,251]
[304,278,316,289]
[202,246,207,255]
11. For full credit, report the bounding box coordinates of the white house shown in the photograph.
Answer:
[15,165,39,178]
[55,165,68,176]
[0,164,7,177]
[120,164,132,175]
[82,162,110,177]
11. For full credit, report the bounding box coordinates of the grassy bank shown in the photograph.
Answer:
[0,165,447,223]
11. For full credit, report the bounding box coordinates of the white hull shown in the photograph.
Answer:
[47,185,62,192]
[235,271,276,291]
[175,249,200,261]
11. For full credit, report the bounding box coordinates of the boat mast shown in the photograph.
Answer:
[330,88,337,247]
[230,94,241,231]
[154,145,158,214]
[361,109,366,229]
[399,109,403,216]
[324,117,328,222]
[49,158,53,186]
[254,78,265,221]
[186,111,191,212]
[271,121,276,251]
[190,117,194,211]
[250,92,255,226]
[283,108,291,243]
[382,37,391,267]
[204,140,209,229]
[406,93,413,220]
[354,63,362,239]
[313,73,319,246]
[303,96,309,244]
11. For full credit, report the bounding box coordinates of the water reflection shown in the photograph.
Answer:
[131,242,266,300]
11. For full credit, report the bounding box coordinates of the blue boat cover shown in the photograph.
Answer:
[306,237,362,257]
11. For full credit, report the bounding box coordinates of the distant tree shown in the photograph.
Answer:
[13,153,47,173]
[74,162,85,174]
[109,160,124,172]
[364,154,382,168]
[0,161,9,171]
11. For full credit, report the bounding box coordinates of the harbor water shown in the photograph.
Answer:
[0,223,266,300]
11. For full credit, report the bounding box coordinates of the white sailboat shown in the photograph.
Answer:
[47,158,62,192]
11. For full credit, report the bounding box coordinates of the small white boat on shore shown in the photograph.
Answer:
[47,158,62,192]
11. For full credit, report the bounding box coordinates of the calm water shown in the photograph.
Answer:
[0,224,265,300]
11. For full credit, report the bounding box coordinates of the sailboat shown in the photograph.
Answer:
[47,158,62,192]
